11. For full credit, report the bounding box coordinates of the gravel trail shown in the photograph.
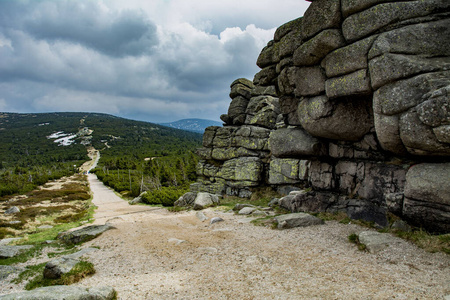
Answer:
[75,176,450,299]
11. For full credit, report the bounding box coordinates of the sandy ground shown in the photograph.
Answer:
[67,174,450,299]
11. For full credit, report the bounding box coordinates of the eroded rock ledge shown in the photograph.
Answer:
[191,0,450,233]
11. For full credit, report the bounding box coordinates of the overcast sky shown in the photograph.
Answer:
[0,0,309,123]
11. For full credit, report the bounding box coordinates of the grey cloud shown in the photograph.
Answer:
[4,1,159,57]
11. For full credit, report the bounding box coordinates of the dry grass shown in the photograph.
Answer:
[0,174,92,239]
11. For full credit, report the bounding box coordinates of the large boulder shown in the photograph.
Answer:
[342,1,450,42]
[269,127,326,157]
[193,192,220,210]
[403,163,450,233]
[294,29,346,66]
[0,286,116,300]
[298,96,373,141]
[301,0,341,40]
[174,192,197,207]
[245,96,280,129]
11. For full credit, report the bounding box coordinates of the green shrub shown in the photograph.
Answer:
[141,187,188,206]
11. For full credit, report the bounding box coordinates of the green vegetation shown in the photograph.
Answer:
[0,175,93,243]
[141,186,189,206]
[392,229,450,254]
[93,152,198,199]
[348,233,367,251]
[23,260,95,290]
[0,112,202,198]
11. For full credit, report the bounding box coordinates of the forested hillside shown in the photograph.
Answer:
[0,112,202,198]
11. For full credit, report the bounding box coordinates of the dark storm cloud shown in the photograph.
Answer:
[23,2,159,57]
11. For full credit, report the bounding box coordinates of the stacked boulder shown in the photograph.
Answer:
[192,0,450,233]
[191,77,279,198]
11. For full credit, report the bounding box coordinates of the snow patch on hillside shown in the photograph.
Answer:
[47,131,77,146]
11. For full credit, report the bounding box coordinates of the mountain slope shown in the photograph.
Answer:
[160,118,222,133]
[0,112,202,197]
[0,112,202,167]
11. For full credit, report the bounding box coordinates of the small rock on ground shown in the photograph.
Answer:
[210,217,224,225]
[275,213,324,229]
[358,231,403,253]
[4,207,19,214]
[196,211,208,222]
[238,207,257,215]
[58,225,113,245]
[168,238,185,245]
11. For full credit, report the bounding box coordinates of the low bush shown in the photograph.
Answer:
[141,187,188,206]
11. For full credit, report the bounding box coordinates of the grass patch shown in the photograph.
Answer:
[0,244,47,266]
[348,233,367,251]
[393,229,450,254]
[24,260,95,290]
[12,262,46,284]
[250,216,277,229]
[167,206,188,213]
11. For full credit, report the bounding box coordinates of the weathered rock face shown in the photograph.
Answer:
[192,0,450,232]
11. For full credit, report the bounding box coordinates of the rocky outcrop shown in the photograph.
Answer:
[191,0,450,233]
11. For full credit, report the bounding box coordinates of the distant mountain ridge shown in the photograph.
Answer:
[160,118,222,133]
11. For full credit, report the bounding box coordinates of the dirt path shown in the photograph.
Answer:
[76,179,450,299]
[87,174,158,225]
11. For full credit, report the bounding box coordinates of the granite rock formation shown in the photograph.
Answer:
[191,0,450,233]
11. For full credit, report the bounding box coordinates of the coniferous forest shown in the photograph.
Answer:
[0,112,202,201]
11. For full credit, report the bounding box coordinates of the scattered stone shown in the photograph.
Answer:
[237,218,255,224]
[44,257,79,279]
[238,207,257,215]
[391,220,412,232]
[252,210,268,217]
[0,238,22,246]
[174,192,197,207]
[0,265,24,280]
[358,231,402,253]
[58,225,113,245]
[210,217,224,225]
[195,211,208,222]
[198,247,218,254]
[193,193,220,210]
[7,221,21,225]
[4,206,20,214]
[274,213,324,229]
[0,285,116,300]
[38,225,54,230]
[0,245,33,259]
[268,198,279,207]
[168,238,185,245]
[233,203,256,211]
[64,247,98,260]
